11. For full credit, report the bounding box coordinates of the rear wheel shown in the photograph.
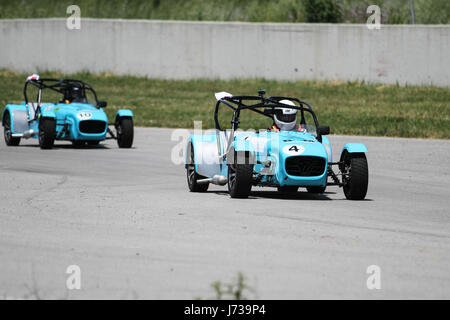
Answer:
[39,118,56,149]
[342,152,368,200]
[277,186,299,193]
[116,117,133,148]
[306,186,326,194]
[228,152,253,199]
[186,143,209,192]
[3,112,20,146]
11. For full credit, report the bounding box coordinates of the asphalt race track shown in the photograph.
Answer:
[1,128,449,299]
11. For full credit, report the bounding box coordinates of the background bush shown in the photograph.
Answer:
[0,0,448,24]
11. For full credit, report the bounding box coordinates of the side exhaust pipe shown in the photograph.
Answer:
[22,129,37,139]
[11,129,37,139]
[197,175,228,186]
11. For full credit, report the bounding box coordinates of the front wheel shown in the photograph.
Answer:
[3,112,21,146]
[116,117,133,148]
[228,156,253,198]
[342,153,368,200]
[39,118,56,149]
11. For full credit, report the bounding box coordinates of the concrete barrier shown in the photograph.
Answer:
[0,19,448,86]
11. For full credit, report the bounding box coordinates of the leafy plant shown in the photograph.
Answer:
[302,0,342,22]
[209,272,255,300]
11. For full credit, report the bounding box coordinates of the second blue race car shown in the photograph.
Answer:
[2,74,134,149]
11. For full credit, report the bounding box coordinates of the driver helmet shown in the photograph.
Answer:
[274,99,297,131]
[64,84,84,103]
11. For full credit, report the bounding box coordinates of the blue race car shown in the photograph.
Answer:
[2,74,134,149]
[185,90,369,200]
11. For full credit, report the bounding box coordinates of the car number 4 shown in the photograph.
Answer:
[283,144,305,155]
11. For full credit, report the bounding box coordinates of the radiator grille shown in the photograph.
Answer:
[79,120,107,134]
[285,156,326,177]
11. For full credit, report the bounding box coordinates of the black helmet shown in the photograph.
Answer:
[64,83,85,103]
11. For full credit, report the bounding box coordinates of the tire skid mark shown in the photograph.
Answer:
[249,212,450,241]
[25,175,68,213]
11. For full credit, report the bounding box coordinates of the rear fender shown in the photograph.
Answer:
[186,133,222,177]
[2,104,28,133]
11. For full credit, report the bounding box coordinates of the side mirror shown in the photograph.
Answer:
[317,126,330,136]
[97,101,107,108]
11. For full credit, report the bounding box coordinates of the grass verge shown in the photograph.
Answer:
[0,69,449,139]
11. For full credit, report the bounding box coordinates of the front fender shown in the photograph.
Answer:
[226,140,257,165]
[341,143,368,154]
[322,136,332,163]
[40,109,56,119]
[116,109,133,121]
[231,139,256,153]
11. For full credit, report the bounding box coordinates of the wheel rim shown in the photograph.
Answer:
[342,155,352,192]
[39,123,44,145]
[187,144,196,186]
[117,123,123,142]
[4,115,11,142]
[228,165,236,190]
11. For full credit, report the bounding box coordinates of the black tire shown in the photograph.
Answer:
[186,143,209,192]
[306,186,326,194]
[39,118,56,149]
[87,140,100,146]
[228,152,253,198]
[277,186,299,193]
[116,117,133,148]
[3,112,20,146]
[342,152,369,200]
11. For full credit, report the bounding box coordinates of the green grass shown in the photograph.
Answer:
[0,0,449,24]
[1,69,449,139]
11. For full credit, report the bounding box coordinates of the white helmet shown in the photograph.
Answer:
[274,99,297,131]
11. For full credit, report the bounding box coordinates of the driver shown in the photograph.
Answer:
[270,99,303,132]
[62,84,85,103]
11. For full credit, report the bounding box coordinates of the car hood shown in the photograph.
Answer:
[47,103,107,122]
[235,130,327,159]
